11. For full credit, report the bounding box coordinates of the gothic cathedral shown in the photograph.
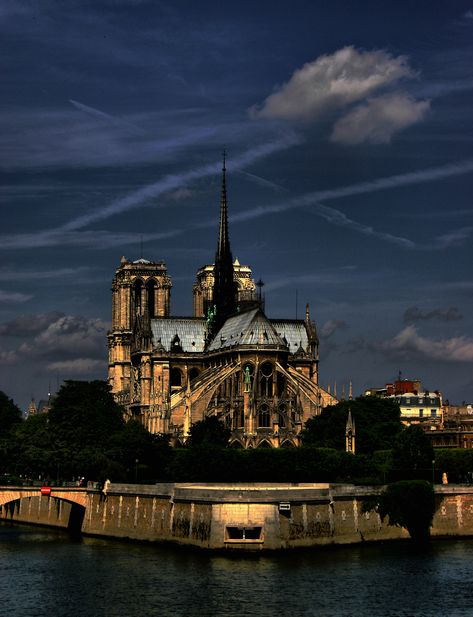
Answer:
[108,156,336,447]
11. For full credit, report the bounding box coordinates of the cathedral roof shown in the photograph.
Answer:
[207,308,287,351]
[271,320,310,354]
[151,318,207,352]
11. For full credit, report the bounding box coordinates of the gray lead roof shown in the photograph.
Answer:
[151,318,207,352]
[150,313,310,354]
[207,309,287,351]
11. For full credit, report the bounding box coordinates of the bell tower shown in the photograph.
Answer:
[108,256,172,398]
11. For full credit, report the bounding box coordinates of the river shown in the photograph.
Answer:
[1,522,471,616]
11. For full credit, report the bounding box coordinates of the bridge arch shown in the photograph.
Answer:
[0,488,89,509]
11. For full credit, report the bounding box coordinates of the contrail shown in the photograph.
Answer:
[231,158,473,223]
[235,169,287,193]
[69,99,145,135]
[1,156,471,251]
[59,133,300,231]
[312,204,416,249]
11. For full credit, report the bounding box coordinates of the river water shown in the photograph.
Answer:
[1,522,471,617]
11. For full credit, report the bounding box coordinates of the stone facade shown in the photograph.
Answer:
[193,259,256,318]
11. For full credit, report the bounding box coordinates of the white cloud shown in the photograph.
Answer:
[25,315,108,357]
[320,320,347,338]
[331,93,430,145]
[46,358,106,374]
[377,325,473,362]
[0,289,32,303]
[250,46,414,121]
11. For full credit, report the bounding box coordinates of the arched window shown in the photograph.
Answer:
[258,403,271,428]
[170,367,182,388]
[277,403,288,428]
[259,362,273,397]
[189,368,200,382]
[133,280,143,315]
[146,280,156,318]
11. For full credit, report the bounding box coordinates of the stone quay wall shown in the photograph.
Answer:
[2,484,473,550]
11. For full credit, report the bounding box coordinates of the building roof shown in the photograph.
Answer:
[271,320,310,354]
[151,318,207,353]
[150,312,311,355]
[208,308,287,351]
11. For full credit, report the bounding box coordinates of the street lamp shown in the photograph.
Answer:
[432,459,436,485]
[135,458,139,484]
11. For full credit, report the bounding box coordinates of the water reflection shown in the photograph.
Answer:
[1,523,472,617]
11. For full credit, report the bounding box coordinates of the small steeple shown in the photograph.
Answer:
[346,409,356,454]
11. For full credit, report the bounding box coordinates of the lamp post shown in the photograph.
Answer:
[432,459,436,485]
[135,458,139,484]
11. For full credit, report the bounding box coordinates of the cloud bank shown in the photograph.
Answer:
[330,93,430,145]
[376,325,473,362]
[250,46,414,121]
[250,46,429,144]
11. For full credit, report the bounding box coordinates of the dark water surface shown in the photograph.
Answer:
[1,523,471,617]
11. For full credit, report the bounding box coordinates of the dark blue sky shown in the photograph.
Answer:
[1,0,472,409]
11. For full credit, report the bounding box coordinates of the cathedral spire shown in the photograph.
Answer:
[211,150,236,337]
[217,149,230,258]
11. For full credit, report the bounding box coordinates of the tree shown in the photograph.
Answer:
[48,380,125,451]
[107,420,172,483]
[0,391,22,438]
[302,396,402,454]
[13,414,55,479]
[187,416,231,448]
[46,380,126,479]
[375,480,435,543]
[392,424,434,477]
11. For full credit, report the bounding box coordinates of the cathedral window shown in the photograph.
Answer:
[189,368,200,382]
[258,403,271,427]
[133,280,143,315]
[170,368,182,388]
[146,280,156,318]
[259,362,273,397]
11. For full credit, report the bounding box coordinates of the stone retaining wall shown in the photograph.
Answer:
[2,483,473,550]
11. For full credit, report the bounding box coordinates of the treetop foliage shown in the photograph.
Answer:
[302,396,402,454]
[0,390,23,438]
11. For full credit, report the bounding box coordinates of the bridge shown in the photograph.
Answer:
[0,485,97,532]
[0,486,91,509]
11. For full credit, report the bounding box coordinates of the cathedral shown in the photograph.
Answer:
[108,156,336,447]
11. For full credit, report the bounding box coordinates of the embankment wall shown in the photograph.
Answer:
[2,484,473,550]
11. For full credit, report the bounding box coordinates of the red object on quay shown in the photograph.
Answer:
[40,486,51,496]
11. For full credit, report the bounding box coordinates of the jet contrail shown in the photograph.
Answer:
[235,169,287,193]
[231,158,473,223]
[58,133,300,231]
[1,156,471,251]
[69,99,145,135]
[312,204,416,249]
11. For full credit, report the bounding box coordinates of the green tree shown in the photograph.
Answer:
[107,420,172,483]
[187,416,231,448]
[376,480,435,543]
[392,424,434,477]
[302,396,402,454]
[47,380,126,479]
[0,391,23,477]
[13,414,55,479]
[0,391,22,437]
